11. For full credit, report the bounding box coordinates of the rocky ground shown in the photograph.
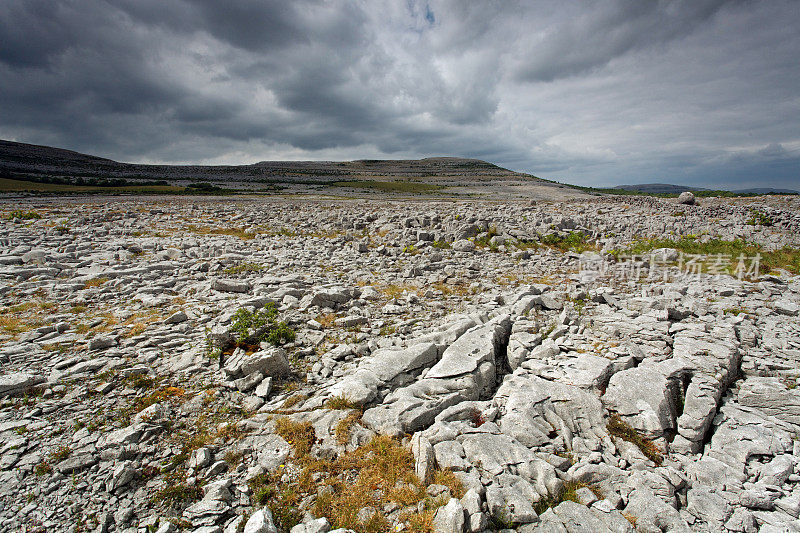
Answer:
[1,194,799,533]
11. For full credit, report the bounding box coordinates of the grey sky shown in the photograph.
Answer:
[1,0,798,188]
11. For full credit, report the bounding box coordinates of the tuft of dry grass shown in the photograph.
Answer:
[401,509,435,533]
[0,300,58,337]
[326,395,361,411]
[432,469,465,498]
[335,410,363,446]
[132,386,185,413]
[378,283,418,300]
[282,393,308,410]
[314,435,419,531]
[316,312,338,329]
[275,418,317,458]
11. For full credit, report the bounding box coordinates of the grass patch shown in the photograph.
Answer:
[432,469,465,498]
[122,373,155,390]
[248,471,304,532]
[430,280,472,297]
[540,231,596,253]
[35,462,53,477]
[607,414,663,465]
[473,226,499,250]
[533,480,602,515]
[747,209,774,226]
[223,262,265,275]
[723,307,751,316]
[314,435,421,531]
[618,236,800,275]
[316,313,338,329]
[0,299,55,337]
[378,283,418,300]
[153,479,204,507]
[50,445,72,463]
[245,431,456,533]
[131,386,185,414]
[378,324,396,336]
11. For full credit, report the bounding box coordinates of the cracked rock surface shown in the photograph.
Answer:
[0,194,799,533]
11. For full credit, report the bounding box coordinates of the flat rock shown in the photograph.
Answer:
[0,372,44,396]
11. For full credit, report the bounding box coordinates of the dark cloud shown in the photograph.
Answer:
[0,0,798,188]
[513,0,736,82]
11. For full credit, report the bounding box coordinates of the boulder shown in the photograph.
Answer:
[244,509,278,533]
[211,278,251,293]
[603,359,691,438]
[432,498,466,533]
[452,240,476,253]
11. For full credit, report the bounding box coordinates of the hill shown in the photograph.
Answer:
[0,139,551,186]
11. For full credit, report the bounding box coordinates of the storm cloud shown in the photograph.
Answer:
[1,0,798,188]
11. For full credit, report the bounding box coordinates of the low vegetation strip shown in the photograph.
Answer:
[0,177,237,195]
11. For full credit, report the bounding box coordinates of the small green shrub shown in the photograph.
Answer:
[746,209,774,227]
[228,304,295,347]
[266,322,296,345]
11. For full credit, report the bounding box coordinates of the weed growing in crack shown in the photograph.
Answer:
[607,414,663,465]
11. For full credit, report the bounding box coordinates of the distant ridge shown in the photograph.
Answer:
[0,139,550,185]
[615,183,798,195]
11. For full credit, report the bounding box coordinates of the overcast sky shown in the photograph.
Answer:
[1,0,798,189]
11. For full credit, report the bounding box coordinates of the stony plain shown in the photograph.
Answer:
[1,193,799,533]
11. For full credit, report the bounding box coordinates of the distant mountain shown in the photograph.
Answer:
[733,187,799,194]
[0,139,553,185]
[614,183,710,194]
[615,183,798,195]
